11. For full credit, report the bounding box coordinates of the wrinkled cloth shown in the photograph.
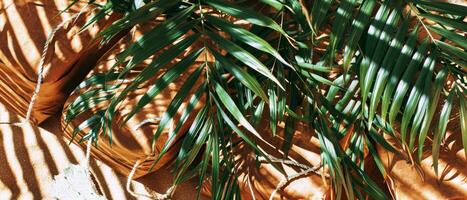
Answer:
[61,29,206,178]
[237,127,328,200]
[200,120,329,200]
[61,67,205,178]
[375,122,467,200]
[0,0,121,124]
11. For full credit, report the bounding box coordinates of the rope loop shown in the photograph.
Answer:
[126,157,178,200]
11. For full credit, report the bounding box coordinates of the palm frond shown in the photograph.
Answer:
[64,0,467,199]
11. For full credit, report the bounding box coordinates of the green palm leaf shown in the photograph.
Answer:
[63,0,467,199]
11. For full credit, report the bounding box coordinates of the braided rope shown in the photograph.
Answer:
[257,156,328,200]
[0,11,82,126]
[258,156,325,176]
[0,8,108,198]
[268,167,322,200]
[132,117,162,131]
[126,158,177,200]
[24,12,83,123]
[83,138,106,197]
[3,5,323,200]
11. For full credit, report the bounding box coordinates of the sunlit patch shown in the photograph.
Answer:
[0,180,12,200]
[96,162,128,200]
[5,0,41,70]
[20,121,52,197]
[38,128,73,172]
[0,105,34,199]
[34,2,52,36]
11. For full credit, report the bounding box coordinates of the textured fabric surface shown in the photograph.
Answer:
[376,123,467,200]
[61,28,206,178]
[200,117,466,200]
[0,0,121,124]
[199,120,329,200]
[235,124,329,200]
[61,70,205,178]
[0,103,204,200]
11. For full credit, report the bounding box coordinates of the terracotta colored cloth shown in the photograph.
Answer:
[237,136,328,199]
[61,29,206,178]
[200,120,329,199]
[237,122,466,199]
[0,0,121,124]
[375,122,467,200]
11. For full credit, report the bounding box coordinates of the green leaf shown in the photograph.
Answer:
[204,0,288,36]
[211,129,220,199]
[213,80,260,137]
[314,119,347,195]
[109,0,132,12]
[150,68,205,166]
[344,157,388,200]
[436,40,467,64]
[79,124,100,144]
[175,106,208,171]
[259,0,283,10]
[432,88,454,176]
[400,50,436,147]
[116,34,200,111]
[428,26,467,50]
[282,112,296,155]
[66,90,114,122]
[296,62,332,72]
[417,67,448,161]
[268,83,278,135]
[408,49,439,151]
[104,27,200,140]
[362,1,392,59]
[311,0,333,30]
[115,5,196,74]
[310,73,338,86]
[368,17,410,128]
[197,138,211,199]
[327,0,357,62]
[325,75,347,102]
[252,101,265,127]
[287,0,312,33]
[276,65,286,122]
[206,15,291,68]
[368,126,398,153]
[365,135,387,178]
[360,8,401,116]
[125,48,204,122]
[69,110,105,144]
[79,2,113,34]
[388,40,431,126]
[210,48,268,101]
[343,0,377,70]
[174,115,212,184]
[215,99,283,174]
[381,26,422,121]
[335,81,359,112]
[100,0,182,42]
[206,31,284,90]
[414,0,467,16]
[420,13,467,32]
[74,72,120,92]
[459,89,467,158]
